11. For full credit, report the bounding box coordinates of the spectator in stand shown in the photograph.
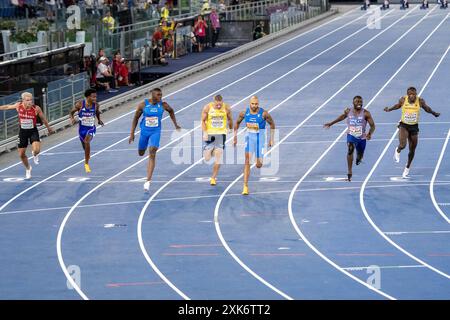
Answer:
[45,0,56,22]
[152,25,163,43]
[165,30,174,57]
[161,2,170,21]
[253,21,266,40]
[210,7,220,47]
[102,11,116,34]
[152,40,168,65]
[201,0,211,15]
[194,15,208,52]
[118,59,135,86]
[96,57,118,92]
[112,51,122,87]
[218,0,226,19]
[12,0,36,18]
[188,28,198,52]
[97,48,106,61]
[231,0,239,6]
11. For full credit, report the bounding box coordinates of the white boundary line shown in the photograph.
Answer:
[0,9,358,174]
[429,128,450,224]
[360,28,450,280]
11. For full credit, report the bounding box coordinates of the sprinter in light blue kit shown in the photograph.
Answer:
[129,88,181,192]
[234,96,275,195]
[324,96,376,182]
[70,88,104,173]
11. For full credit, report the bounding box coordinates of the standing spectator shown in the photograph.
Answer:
[218,0,226,19]
[194,15,208,52]
[201,0,211,15]
[210,7,220,47]
[102,11,116,34]
[112,51,122,87]
[152,25,163,43]
[45,0,56,21]
[160,2,170,21]
[118,59,134,86]
[96,57,118,92]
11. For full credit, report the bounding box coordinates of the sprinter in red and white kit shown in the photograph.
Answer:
[0,92,54,179]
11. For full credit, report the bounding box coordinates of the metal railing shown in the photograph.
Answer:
[222,0,290,20]
[0,44,48,61]
[46,72,90,123]
[269,4,324,33]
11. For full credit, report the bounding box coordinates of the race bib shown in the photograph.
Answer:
[81,116,95,127]
[145,116,159,128]
[246,122,259,133]
[349,125,363,137]
[403,112,418,124]
[211,116,224,128]
[20,119,34,129]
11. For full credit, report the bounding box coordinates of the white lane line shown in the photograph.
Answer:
[5,182,450,216]
[384,231,450,235]
[430,128,450,223]
[0,8,357,174]
[286,7,442,301]
[360,29,450,279]
[343,265,426,271]
[135,8,410,301]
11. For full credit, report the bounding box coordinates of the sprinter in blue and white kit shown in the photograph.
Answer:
[70,88,104,173]
[129,88,181,192]
[234,96,275,195]
[323,96,376,182]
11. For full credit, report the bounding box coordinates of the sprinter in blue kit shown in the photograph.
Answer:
[129,88,181,192]
[70,88,104,173]
[234,96,275,195]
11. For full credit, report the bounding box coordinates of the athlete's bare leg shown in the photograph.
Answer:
[147,146,158,181]
[406,133,418,169]
[211,148,223,180]
[18,148,30,170]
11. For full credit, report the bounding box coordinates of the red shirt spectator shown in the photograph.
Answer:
[194,17,207,37]
[153,27,163,42]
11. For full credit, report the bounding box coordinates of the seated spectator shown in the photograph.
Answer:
[253,21,266,40]
[152,40,168,65]
[165,32,174,58]
[96,57,118,92]
[97,48,106,63]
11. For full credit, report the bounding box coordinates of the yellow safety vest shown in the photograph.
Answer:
[205,102,228,134]
[401,95,420,125]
